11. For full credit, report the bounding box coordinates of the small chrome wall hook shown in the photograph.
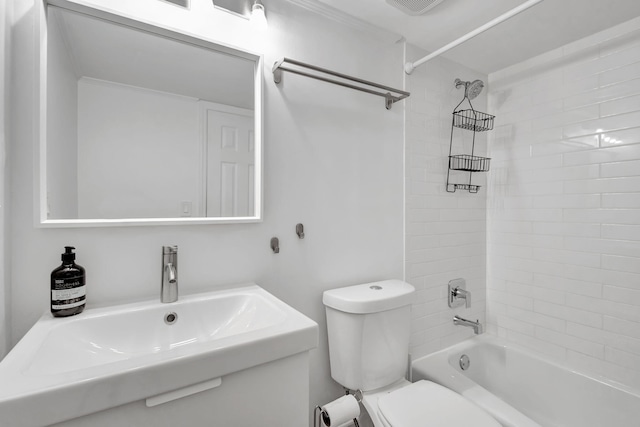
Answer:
[295,223,305,239]
[270,237,280,254]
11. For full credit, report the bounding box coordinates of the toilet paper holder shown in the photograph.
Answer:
[314,390,362,427]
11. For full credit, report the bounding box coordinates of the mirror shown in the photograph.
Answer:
[41,4,262,226]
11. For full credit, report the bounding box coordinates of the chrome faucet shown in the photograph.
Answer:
[453,315,483,335]
[161,245,178,303]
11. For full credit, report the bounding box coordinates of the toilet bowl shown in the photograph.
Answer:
[323,280,501,427]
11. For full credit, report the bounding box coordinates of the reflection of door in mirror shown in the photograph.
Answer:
[202,103,255,218]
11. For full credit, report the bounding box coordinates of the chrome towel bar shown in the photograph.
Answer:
[273,57,410,110]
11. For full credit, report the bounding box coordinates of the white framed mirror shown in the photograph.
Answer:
[39,1,263,227]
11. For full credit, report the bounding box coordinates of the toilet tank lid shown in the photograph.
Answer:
[323,280,415,314]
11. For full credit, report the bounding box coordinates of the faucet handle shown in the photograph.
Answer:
[448,278,470,308]
[163,245,178,254]
[454,287,471,308]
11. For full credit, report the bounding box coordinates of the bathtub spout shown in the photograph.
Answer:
[453,315,483,334]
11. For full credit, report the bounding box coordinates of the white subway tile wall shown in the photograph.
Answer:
[405,45,489,359]
[488,16,640,390]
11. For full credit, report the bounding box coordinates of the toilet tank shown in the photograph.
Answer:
[323,280,415,391]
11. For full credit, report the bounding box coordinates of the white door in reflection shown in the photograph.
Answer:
[202,102,255,217]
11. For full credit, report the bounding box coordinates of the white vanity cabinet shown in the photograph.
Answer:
[52,353,310,427]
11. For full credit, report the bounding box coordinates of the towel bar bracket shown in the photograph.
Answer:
[384,92,394,110]
[273,67,283,84]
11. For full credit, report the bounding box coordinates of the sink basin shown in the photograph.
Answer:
[0,284,318,427]
[26,291,288,376]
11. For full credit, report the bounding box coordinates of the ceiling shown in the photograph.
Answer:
[313,0,640,74]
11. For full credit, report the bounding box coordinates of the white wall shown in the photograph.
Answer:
[0,0,9,358]
[487,16,640,390]
[404,44,488,359]
[77,79,201,219]
[8,0,404,421]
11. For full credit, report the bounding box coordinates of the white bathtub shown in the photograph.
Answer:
[412,335,640,427]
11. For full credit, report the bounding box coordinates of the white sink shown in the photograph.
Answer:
[0,284,318,427]
[26,290,288,376]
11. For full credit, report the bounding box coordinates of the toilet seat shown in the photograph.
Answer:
[376,380,501,427]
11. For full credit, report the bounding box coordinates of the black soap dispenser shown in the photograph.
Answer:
[51,246,86,317]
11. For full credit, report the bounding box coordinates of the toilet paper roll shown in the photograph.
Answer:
[320,394,360,427]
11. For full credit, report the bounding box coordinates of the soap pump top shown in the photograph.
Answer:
[61,246,76,263]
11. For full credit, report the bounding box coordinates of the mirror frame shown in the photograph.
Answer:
[36,0,263,227]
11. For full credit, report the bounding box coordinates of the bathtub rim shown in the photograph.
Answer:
[412,334,640,400]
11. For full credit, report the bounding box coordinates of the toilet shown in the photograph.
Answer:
[323,279,501,427]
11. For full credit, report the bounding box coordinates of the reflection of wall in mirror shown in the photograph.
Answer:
[47,13,78,219]
[77,78,201,219]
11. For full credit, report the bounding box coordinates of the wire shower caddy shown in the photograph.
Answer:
[446,83,494,193]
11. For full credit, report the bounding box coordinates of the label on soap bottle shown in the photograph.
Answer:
[51,276,86,310]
